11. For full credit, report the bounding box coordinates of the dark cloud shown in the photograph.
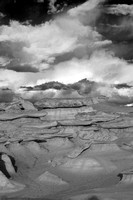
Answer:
[103,0,133,6]
[5,65,39,73]
[97,13,133,41]
[109,42,133,61]
[21,79,99,101]
[22,79,96,92]
[88,195,100,200]
[95,5,133,61]
[0,0,87,25]
[1,0,133,91]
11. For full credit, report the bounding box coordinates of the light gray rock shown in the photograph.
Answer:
[78,129,117,142]
[0,110,47,121]
[34,97,105,109]
[36,171,68,185]
[90,143,120,152]
[0,171,25,193]
[100,117,133,129]
[40,107,94,121]
[45,137,73,150]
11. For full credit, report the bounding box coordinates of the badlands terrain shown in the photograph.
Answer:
[0,95,133,200]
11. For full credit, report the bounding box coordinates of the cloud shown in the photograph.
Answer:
[0,18,91,72]
[3,48,133,92]
[107,4,133,15]
[68,0,104,16]
[19,88,83,101]
[0,56,11,66]
[0,0,107,73]
[48,0,58,13]
[35,51,133,85]
[0,69,27,90]
[2,0,133,97]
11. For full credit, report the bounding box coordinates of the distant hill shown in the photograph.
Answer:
[21,79,96,93]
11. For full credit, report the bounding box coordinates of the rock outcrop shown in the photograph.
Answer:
[118,171,133,184]
[37,171,68,185]
[0,96,133,198]
[0,171,25,193]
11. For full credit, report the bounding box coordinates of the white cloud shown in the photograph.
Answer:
[0,57,11,66]
[34,51,133,86]
[48,0,58,13]
[107,4,133,15]
[0,17,93,71]
[68,0,104,16]
[0,0,106,73]
[0,70,26,90]
[2,0,133,95]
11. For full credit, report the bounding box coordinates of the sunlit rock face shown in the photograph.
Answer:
[1,154,17,176]
[118,172,133,184]
[0,171,25,193]
[0,95,37,113]
[0,153,24,193]
[37,171,68,185]
[0,153,17,179]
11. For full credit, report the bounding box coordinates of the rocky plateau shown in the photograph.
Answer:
[0,96,133,199]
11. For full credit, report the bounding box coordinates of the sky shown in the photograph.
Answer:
[0,0,133,98]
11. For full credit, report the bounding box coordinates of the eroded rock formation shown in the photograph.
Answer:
[0,97,133,199]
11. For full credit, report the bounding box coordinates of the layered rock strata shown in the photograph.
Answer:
[0,97,133,198]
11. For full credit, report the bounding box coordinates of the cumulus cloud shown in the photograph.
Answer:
[97,84,133,105]
[68,0,103,16]
[0,0,107,74]
[48,0,58,13]
[35,51,133,85]
[19,88,83,101]
[1,0,133,98]
[0,69,27,90]
[0,18,94,72]
[107,4,133,15]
